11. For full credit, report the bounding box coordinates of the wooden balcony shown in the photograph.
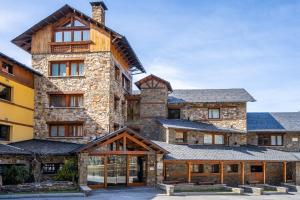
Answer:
[49,41,91,53]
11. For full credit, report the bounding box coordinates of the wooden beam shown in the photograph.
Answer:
[283,161,287,183]
[241,162,245,185]
[89,151,148,155]
[163,163,167,181]
[220,161,224,184]
[104,155,107,188]
[187,162,192,183]
[123,135,127,151]
[263,161,266,184]
[126,155,130,186]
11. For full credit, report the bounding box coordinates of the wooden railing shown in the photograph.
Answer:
[50,41,90,53]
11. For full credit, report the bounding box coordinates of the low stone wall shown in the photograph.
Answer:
[0,181,78,193]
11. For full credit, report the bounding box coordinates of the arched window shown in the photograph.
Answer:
[53,16,90,43]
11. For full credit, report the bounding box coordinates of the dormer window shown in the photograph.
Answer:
[53,16,90,43]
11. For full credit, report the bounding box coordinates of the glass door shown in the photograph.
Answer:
[128,155,146,186]
[107,155,127,186]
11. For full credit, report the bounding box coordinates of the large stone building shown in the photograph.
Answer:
[1,1,300,190]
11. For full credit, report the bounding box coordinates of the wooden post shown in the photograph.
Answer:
[187,162,192,183]
[241,162,245,185]
[220,162,224,184]
[123,136,127,151]
[163,163,166,181]
[263,161,266,184]
[104,155,107,188]
[126,155,130,186]
[283,161,287,183]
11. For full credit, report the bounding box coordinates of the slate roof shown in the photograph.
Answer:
[157,119,243,133]
[10,139,83,155]
[0,144,30,155]
[153,141,297,161]
[168,89,255,104]
[247,112,300,132]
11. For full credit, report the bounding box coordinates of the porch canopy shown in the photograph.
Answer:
[77,127,167,188]
[154,141,298,185]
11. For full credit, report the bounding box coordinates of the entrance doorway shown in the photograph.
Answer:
[87,155,147,188]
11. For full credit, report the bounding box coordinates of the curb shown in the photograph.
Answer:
[0,192,85,199]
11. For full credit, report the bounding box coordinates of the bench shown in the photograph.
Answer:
[80,185,92,196]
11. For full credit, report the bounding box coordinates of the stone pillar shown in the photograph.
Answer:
[296,161,300,185]
[78,153,89,185]
[146,154,156,186]
[156,154,164,184]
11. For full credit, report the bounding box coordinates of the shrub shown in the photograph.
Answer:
[54,159,78,182]
[3,165,30,185]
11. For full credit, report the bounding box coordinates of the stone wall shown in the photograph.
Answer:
[247,132,300,151]
[179,102,247,131]
[32,52,128,143]
[165,163,187,182]
[165,128,246,146]
[266,162,283,185]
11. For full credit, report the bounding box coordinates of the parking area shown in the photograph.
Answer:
[4,187,300,200]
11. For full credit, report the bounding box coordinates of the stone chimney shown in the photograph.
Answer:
[90,1,108,25]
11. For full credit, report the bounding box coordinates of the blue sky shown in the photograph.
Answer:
[1,0,300,112]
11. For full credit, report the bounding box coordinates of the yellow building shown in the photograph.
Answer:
[0,52,41,143]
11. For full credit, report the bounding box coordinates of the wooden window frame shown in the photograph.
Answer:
[208,108,220,119]
[258,133,284,146]
[211,164,220,174]
[250,165,263,173]
[204,133,225,145]
[192,164,204,173]
[49,93,83,108]
[226,164,239,173]
[175,131,187,144]
[1,62,13,75]
[0,83,12,102]
[48,122,84,138]
[50,61,84,77]
[0,124,11,141]
[53,16,90,43]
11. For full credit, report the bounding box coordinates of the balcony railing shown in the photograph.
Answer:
[49,41,90,53]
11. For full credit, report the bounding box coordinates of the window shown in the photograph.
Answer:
[49,94,83,108]
[251,165,263,173]
[127,99,140,121]
[115,66,120,81]
[113,123,120,131]
[214,134,224,145]
[54,17,89,43]
[168,109,181,119]
[258,134,283,146]
[208,108,220,119]
[1,62,13,74]
[114,96,120,111]
[121,100,126,116]
[49,123,83,137]
[204,134,225,145]
[0,124,10,141]
[192,164,204,173]
[204,134,213,144]
[175,131,187,143]
[42,163,63,174]
[227,164,238,173]
[122,74,131,91]
[211,164,220,173]
[0,83,11,101]
[50,61,84,77]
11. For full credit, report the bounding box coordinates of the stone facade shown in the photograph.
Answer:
[247,132,300,151]
[179,102,247,131]
[32,52,129,143]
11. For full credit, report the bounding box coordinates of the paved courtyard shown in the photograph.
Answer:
[6,187,300,200]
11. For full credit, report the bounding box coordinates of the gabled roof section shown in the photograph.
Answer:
[135,74,173,92]
[157,118,244,133]
[0,52,42,76]
[168,89,255,104]
[10,139,83,155]
[247,112,300,132]
[78,127,168,154]
[11,4,145,74]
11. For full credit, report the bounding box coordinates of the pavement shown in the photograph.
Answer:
[2,187,300,200]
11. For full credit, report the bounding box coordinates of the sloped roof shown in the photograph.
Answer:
[10,139,83,155]
[0,52,42,76]
[153,141,297,161]
[11,4,145,74]
[0,144,31,155]
[157,118,243,133]
[168,89,255,104]
[78,127,168,154]
[247,112,300,132]
[135,74,173,92]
